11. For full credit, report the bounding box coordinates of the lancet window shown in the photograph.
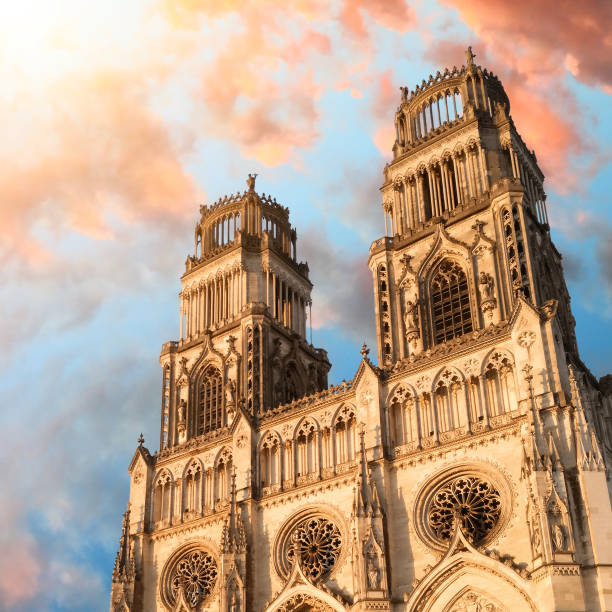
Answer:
[334,407,356,464]
[260,434,281,490]
[296,420,318,477]
[198,366,223,435]
[215,450,232,504]
[389,387,418,446]
[153,471,173,525]
[484,353,517,416]
[434,371,465,432]
[431,260,472,345]
[183,462,202,516]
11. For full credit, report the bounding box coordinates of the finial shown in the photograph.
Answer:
[361,343,370,358]
[138,433,144,446]
[246,173,258,191]
[466,46,475,67]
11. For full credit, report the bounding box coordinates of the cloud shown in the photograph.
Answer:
[300,226,375,344]
[423,39,591,192]
[440,0,612,92]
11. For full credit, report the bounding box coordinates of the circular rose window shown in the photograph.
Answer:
[414,466,510,551]
[275,512,343,581]
[161,545,218,609]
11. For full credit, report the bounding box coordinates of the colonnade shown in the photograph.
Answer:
[384,144,488,236]
[504,144,549,225]
[180,267,246,340]
[264,268,308,337]
[389,362,517,449]
[197,212,241,258]
[259,417,358,491]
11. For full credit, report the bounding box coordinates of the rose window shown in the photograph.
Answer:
[169,550,217,607]
[427,476,501,544]
[286,518,342,580]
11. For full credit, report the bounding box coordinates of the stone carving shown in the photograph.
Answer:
[448,590,504,612]
[366,552,380,589]
[177,399,186,424]
[428,477,502,545]
[168,549,217,608]
[285,517,342,581]
[518,330,536,350]
[552,524,566,552]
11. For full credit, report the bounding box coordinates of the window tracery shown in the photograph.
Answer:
[427,476,502,545]
[334,407,356,464]
[296,420,318,477]
[183,462,202,517]
[431,260,472,345]
[260,433,281,491]
[285,517,342,581]
[153,471,172,525]
[198,366,223,435]
[162,547,218,609]
[484,353,516,417]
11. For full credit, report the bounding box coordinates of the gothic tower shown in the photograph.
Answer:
[110,50,612,612]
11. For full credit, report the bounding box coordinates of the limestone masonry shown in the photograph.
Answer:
[110,49,612,612]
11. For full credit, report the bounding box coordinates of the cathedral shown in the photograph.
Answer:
[110,49,612,612]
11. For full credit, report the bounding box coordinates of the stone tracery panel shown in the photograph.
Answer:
[160,545,218,610]
[413,464,511,551]
[275,511,344,582]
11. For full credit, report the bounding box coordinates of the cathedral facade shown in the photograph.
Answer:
[110,50,612,612]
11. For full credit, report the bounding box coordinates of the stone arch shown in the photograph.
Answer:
[422,254,475,347]
[259,430,282,491]
[407,555,536,612]
[152,468,174,527]
[294,417,320,479]
[332,404,357,464]
[432,366,469,434]
[388,383,419,448]
[182,458,204,519]
[213,446,232,505]
[265,589,345,612]
[481,348,518,418]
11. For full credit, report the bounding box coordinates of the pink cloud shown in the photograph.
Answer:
[0,536,41,606]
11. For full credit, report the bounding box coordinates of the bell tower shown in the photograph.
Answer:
[160,174,330,450]
[371,46,577,368]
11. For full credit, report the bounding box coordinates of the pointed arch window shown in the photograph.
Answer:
[431,260,472,344]
[199,366,223,435]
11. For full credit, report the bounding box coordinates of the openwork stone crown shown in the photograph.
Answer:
[287,517,342,581]
[161,546,218,609]
[413,464,511,551]
[428,476,502,544]
[275,512,344,581]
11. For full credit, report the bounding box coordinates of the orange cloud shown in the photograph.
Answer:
[440,0,612,92]
[0,69,200,265]
[424,39,587,192]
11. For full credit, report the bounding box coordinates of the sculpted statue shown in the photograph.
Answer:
[553,524,565,551]
[178,399,186,423]
[367,555,380,589]
[479,272,495,300]
[225,379,236,406]
[229,590,239,612]
[404,297,418,330]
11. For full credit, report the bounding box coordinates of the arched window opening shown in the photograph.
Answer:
[260,436,280,490]
[334,410,356,464]
[422,171,433,220]
[199,366,223,435]
[454,91,463,117]
[431,260,472,344]
[435,374,463,433]
[153,472,172,525]
[296,422,317,476]
[485,355,517,417]
[184,463,202,516]
[215,452,232,503]
[390,392,416,447]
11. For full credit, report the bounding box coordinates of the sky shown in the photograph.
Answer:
[1,1,611,609]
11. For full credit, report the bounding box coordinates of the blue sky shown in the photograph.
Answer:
[1,0,611,609]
